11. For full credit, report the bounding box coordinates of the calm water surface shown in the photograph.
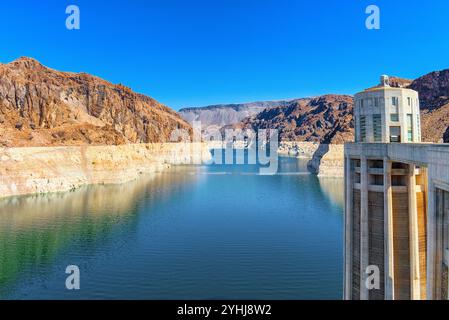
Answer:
[0,156,344,299]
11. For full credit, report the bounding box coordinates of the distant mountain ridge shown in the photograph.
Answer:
[181,71,449,144]
[231,95,354,144]
[2,57,448,147]
[178,99,299,131]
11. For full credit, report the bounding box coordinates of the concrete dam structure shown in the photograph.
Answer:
[344,76,449,300]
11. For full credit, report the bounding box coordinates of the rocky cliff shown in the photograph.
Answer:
[0,143,211,198]
[409,70,449,143]
[409,70,449,110]
[307,144,345,177]
[233,95,354,144]
[0,57,191,147]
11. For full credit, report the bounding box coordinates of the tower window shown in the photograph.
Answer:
[416,114,421,140]
[390,114,399,122]
[360,116,367,142]
[392,97,399,106]
[390,103,399,122]
[373,114,382,142]
[407,114,413,142]
[390,126,401,143]
[392,104,399,113]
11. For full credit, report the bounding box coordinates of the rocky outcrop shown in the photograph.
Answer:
[409,70,449,110]
[0,57,191,147]
[234,95,354,144]
[408,70,449,143]
[0,143,211,198]
[420,103,449,143]
[307,144,345,178]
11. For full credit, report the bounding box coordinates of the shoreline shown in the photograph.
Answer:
[0,141,345,199]
[0,143,211,199]
[278,141,345,178]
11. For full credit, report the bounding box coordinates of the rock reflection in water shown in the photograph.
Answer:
[0,167,198,296]
[318,178,345,208]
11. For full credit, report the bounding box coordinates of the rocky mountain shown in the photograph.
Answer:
[0,57,191,147]
[3,57,448,147]
[228,72,449,144]
[409,70,449,110]
[420,105,449,143]
[232,95,354,144]
[178,100,296,132]
[409,70,449,143]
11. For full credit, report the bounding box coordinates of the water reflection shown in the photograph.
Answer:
[318,178,345,208]
[0,168,198,297]
[0,158,344,300]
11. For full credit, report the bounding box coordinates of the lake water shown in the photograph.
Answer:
[0,155,344,300]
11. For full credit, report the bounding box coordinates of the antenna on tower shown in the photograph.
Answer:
[380,75,390,87]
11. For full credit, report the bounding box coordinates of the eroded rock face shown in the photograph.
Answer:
[0,57,191,147]
[307,144,345,177]
[0,143,211,198]
[234,95,354,144]
[420,103,449,143]
[409,70,449,110]
[408,70,449,143]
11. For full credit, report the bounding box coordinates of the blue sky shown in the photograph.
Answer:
[1,0,449,109]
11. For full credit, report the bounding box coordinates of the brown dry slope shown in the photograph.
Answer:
[0,57,191,147]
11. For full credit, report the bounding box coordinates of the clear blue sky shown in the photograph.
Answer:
[1,0,449,110]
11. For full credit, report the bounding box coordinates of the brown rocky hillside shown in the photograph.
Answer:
[233,95,354,144]
[0,57,191,147]
[409,70,449,143]
[420,105,449,143]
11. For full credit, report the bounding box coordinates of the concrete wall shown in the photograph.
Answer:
[392,192,411,300]
[368,191,385,300]
[344,143,449,300]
